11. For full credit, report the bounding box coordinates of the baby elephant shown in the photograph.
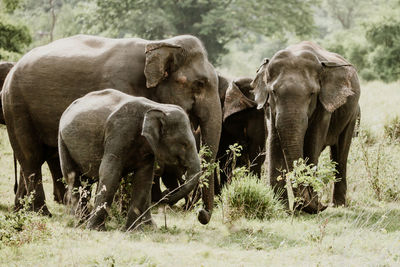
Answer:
[59,89,201,230]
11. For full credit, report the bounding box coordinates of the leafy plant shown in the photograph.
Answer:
[0,193,50,247]
[221,168,284,222]
[384,116,400,142]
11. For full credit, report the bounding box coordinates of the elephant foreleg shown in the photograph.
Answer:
[87,154,123,231]
[126,158,155,231]
[330,120,356,206]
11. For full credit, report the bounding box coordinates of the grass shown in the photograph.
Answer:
[1,81,400,266]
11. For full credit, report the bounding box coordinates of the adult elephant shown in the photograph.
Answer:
[215,76,266,194]
[1,61,66,203]
[2,34,221,225]
[251,42,360,213]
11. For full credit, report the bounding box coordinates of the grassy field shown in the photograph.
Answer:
[0,81,400,266]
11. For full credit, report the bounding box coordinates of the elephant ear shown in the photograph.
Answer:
[319,61,356,113]
[141,109,166,153]
[144,42,184,88]
[223,79,257,121]
[250,58,269,109]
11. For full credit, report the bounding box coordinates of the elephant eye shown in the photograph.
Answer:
[194,80,205,88]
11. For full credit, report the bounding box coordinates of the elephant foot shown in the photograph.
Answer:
[87,221,106,231]
[197,209,211,225]
[332,198,346,207]
[300,203,327,214]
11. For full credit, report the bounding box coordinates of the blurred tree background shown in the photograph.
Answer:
[0,0,399,81]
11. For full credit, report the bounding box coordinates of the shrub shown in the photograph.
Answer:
[0,195,50,247]
[278,156,337,210]
[221,168,284,221]
[358,139,400,202]
[384,116,400,142]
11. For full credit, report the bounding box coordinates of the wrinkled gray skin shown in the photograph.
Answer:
[0,61,66,203]
[2,35,221,224]
[251,41,360,213]
[59,89,200,230]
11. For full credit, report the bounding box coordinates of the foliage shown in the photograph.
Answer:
[0,194,50,248]
[91,0,317,64]
[0,0,31,60]
[366,17,400,82]
[384,116,400,142]
[198,145,218,189]
[282,158,338,196]
[221,168,284,221]
[357,137,400,202]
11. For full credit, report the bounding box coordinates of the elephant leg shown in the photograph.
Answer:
[15,147,49,215]
[247,111,267,178]
[87,155,122,231]
[46,156,66,204]
[161,165,181,193]
[151,176,163,203]
[126,159,155,231]
[69,173,93,219]
[5,106,50,215]
[331,121,356,206]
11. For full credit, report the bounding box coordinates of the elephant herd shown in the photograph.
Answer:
[0,34,360,230]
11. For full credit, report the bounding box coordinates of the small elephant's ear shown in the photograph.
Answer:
[144,42,183,88]
[223,80,257,121]
[319,61,356,113]
[141,109,166,152]
[250,58,269,109]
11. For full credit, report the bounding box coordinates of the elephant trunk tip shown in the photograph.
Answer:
[197,209,211,225]
[302,202,328,214]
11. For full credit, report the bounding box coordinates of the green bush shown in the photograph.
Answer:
[221,168,284,221]
[0,195,50,247]
[384,116,400,142]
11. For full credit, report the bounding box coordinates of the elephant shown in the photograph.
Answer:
[0,61,66,203]
[251,41,360,213]
[151,75,267,200]
[0,61,15,124]
[215,76,266,194]
[59,89,200,230]
[2,34,221,224]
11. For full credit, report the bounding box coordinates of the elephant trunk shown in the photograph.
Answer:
[275,113,326,213]
[163,157,201,206]
[194,90,222,225]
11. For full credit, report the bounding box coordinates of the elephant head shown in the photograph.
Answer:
[143,35,221,224]
[251,43,356,213]
[141,107,201,206]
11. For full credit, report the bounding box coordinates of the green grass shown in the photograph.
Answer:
[1,81,400,266]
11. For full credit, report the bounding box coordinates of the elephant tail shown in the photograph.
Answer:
[58,133,77,203]
[13,153,18,194]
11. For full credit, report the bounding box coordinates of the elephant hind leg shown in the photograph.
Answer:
[5,116,49,215]
[46,154,66,204]
[58,136,91,217]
